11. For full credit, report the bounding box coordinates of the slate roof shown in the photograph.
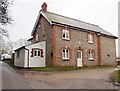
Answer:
[31,10,116,38]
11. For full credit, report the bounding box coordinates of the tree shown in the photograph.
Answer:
[0,0,13,37]
[0,0,13,56]
[12,39,27,50]
[4,41,13,54]
[0,35,5,54]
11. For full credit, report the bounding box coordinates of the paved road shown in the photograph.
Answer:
[0,61,119,89]
[0,61,32,89]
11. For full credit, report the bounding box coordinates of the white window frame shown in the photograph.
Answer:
[88,34,93,43]
[34,50,41,57]
[62,29,70,40]
[36,34,38,41]
[89,50,94,60]
[62,49,70,59]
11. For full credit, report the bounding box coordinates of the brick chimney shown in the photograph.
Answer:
[41,2,47,12]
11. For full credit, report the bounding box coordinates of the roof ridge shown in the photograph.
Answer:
[43,11,99,27]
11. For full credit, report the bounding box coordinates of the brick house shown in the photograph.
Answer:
[31,2,118,67]
[14,2,117,68]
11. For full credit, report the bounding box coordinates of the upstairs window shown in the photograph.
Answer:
[88,34,93,43]
[62,29,70,40]
[88,50,94,60]
[62,48,70,59]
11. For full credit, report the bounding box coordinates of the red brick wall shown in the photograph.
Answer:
[54,25,99,66]
[53,25,116,66]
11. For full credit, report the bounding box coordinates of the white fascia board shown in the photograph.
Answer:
[41,11,52,25]
[31,11,52,36]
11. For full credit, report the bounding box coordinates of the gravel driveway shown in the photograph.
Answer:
[18,68,119,89]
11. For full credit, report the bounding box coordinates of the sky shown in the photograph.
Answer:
[7,0,119,55]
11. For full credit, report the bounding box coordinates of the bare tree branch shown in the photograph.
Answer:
[0,0,13,37]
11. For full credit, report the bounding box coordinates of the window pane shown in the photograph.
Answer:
[34,50,37,56]
[66,31,69,38]
[62,29,69,39]
[66,49,68,58]
[62,49,70,59]
[89,51,94,58]
[38,50,40,56]
[62,49,65,58]
[78,52,81,58]
[88,34,93,42]
[90,35,93,41]
[63,30,65,38]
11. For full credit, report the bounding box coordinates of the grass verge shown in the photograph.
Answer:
[4,60,117,72]
[112,70,120,83]
[4,60,14,67]
[31,66,80,71]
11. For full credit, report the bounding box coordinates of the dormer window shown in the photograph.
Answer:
[62,29,70,40]
[88,34,93,43]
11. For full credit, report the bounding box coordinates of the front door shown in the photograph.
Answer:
[77,50,82,67]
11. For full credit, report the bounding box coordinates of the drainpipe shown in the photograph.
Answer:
[25,48,29,68]
[118,2,120,65]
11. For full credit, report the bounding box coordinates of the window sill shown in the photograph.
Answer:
[62,58,70,61]
[62,38,70,41]
[88,41,93,44]
[89,58,94,61]
[33,56,41,57]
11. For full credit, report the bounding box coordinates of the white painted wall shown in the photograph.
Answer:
[24,50,29,68]
[14,48,25,67]
[14,41,46,68]
[25,41,46,67]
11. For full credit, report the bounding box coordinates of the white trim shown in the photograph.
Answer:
[77,50,83,67]
[88,50,94,60]
[31,11,52,36]
[89,58,94,60]
[88,41,93,44]
[62,49,70,59]
[41,12,52,25]
[62,29,70,40]
[88,34,93,43]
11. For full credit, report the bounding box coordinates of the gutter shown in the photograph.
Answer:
[52,21,117,39]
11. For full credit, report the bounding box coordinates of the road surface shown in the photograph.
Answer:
[0,61,32,89]
[19,68,119,89]
[0,61,119,89]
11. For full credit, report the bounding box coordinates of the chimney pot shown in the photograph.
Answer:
[41,2,47,12]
